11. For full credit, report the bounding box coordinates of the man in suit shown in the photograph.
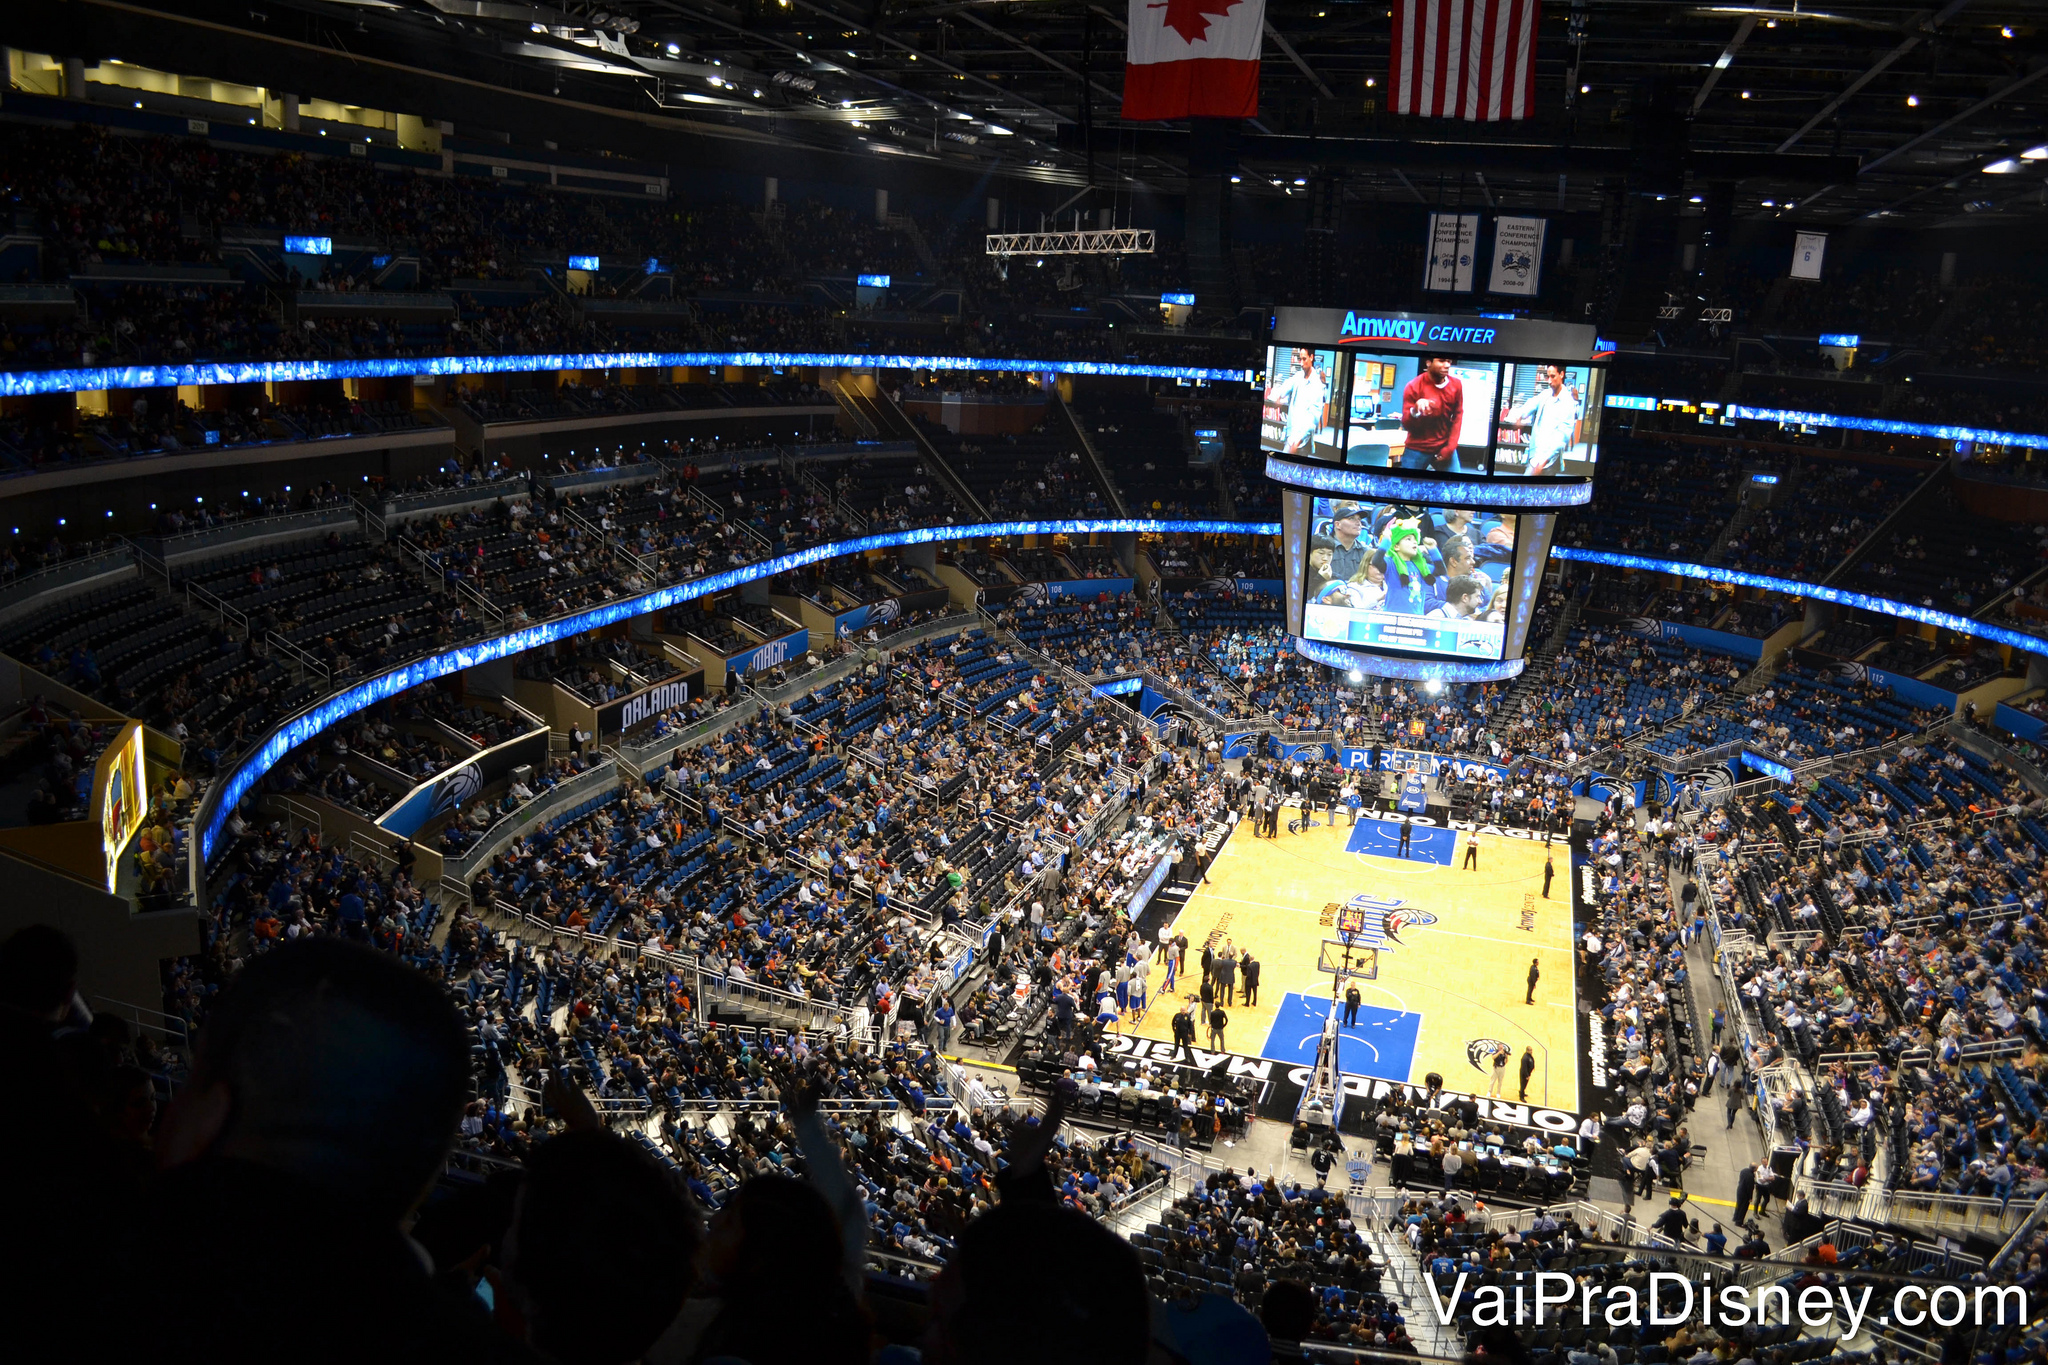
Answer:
[1240,954,1261,1008]
[1396,819,1413,857]
[1518,1047,1537,1101]
[1542,852,1554,899]
[1525,958,1541,1005]
[1732,1163,1756,1226]
[1343,984,1361,1027]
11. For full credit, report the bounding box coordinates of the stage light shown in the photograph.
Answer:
[1347,670,1363,683]
[1906,95,1919,107]
[1984,159,2022,175]
[1425,679,1444,695]
[2023,146,2048,160]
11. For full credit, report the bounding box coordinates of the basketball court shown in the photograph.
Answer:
[1128,805,1582,1113]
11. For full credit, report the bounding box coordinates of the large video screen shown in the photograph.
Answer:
[1492,361,1605,477]
[1341,352,1497,473]
[1303,497,1516,660]
[1261,344,1346,461]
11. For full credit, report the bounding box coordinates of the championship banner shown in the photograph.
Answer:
[1424,213,1481,292]
[1487,215,1546,296]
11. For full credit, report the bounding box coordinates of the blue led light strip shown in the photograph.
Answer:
[1292,636,1528,684]
[1603,394,2048,450]
[1550,546,2048,652]
[1262,456,1594,508]
[0,351,1255,398]
[195,517,1280,861]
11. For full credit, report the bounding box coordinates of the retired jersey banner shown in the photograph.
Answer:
[1791,230,1827,281]
[1392,0,1540,121]
[1123,0,1265,120]
[1487,215,1546,296]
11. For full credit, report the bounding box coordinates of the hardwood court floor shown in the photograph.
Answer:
[1126,807,1580,1112]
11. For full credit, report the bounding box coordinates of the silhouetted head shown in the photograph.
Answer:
[158,938,471,1222]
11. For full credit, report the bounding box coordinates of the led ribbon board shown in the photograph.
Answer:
[1602,395,2048,451]
[1262,455,1594,508]
[0,352,1257,398]
[1293,635,1527,684]
[195,517,1279,861]
[1548,546,2048,652]
[175,527,2048,863]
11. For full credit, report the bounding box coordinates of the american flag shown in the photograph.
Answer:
[1390,0,1540,122]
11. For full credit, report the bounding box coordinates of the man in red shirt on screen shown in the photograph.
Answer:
[1399,355,1465,470]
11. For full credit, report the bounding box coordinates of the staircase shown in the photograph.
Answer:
[839,383,990,520]
[1498,589,1583,713]
[1732,650,1785,696]
[1704,463,1798,566]
[887,213,941,277]
[1053,392,1129,516]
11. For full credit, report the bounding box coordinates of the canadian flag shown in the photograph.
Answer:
[1123,0,1265,121]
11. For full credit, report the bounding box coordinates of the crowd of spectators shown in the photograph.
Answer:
[1696,732,2048,1210]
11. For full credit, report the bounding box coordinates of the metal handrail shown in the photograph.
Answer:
[266,631,331,684]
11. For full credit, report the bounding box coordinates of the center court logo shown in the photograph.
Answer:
[1337,893,1436,949]
[1466,1037,1509,1072]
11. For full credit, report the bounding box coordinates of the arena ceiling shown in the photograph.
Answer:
[16,0,2048,224]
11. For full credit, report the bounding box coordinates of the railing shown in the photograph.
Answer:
[545,460,666,493]
[382,475,530,523]
[1806,1179,2036,1237]
[271,793,328,838]
[496,897,856,1034]
[89,994,193,1047]
[155,504,359,562]
[779,444,869,534]
[616,701,761,775]
[1990,1196,2048,1271]
[266,631,331,686]
[441,759,619,885]
[0,545,139,618]
[1944,716,2048,796]
[185,579,249,636]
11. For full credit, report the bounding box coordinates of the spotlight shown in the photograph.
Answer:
[1425,678,1444,695]
[1347,670,1363,683]
[1906,95,1919,107]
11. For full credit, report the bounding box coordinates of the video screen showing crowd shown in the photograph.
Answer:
[1262,344,1602,477]
[1304,499,1515,660]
